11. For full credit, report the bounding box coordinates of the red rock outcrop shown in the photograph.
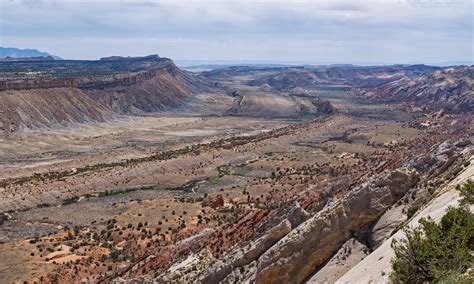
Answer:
[202,194,224,209]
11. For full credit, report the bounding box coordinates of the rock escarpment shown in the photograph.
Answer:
[253,169,419,284]
[136,202,311,284]
[0,55,218,134]
[361,66,473,113]
[127,168,419,284]
[86,64,214,115]
[338,150,473,283]
[307,238,369,283]
[368,139,469,249]
[246,65,440,90]
[198,219,292,284]
[147,219,292,284]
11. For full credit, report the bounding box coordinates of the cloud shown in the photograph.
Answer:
[0,0,472,63]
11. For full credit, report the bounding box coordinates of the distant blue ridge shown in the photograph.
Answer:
[0,47,62,60]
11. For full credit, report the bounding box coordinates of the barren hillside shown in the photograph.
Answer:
[361,66,474,112]
[247,65,440,90]
[0,56,220,134]
[0,88,112,133]
[226,93,334,118]
[86,63,216,114]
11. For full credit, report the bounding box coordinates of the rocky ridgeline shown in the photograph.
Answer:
[246,64,441,90]
[119,138,469,283]
[0,78,76,91]
[359,66,473,113]
[0,66,177,91]
[0,73,159,91]
[78,72,159,90]
[252,169,419,284]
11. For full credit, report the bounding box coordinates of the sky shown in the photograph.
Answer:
[0,0,472,65]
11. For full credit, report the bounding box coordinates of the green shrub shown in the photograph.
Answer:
[110,249,120,261]
[438,273,474,283]
[390,205,474,283]
[209,176,220,185]
[406,201,421,219]
[457,179,473,205]
[62,196,79,205]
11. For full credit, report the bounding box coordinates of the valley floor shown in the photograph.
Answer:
[0,89,471,283]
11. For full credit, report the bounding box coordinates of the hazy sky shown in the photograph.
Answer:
[0,0,472,64]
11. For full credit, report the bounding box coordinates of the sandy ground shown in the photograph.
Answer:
[0,115,290,180]
[0,240,53,283]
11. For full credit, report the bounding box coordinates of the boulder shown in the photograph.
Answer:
[202,194,224,209]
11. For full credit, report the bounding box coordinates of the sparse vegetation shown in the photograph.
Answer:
[457,179,474,205]
[62,196,80,205]
[391,181,474,283]
[209,176,220,185]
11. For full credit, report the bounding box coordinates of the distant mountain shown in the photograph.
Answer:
[436,61,474,67]
[245,65,441,90]
[1,56,56,61]
[363,66,473,113]
[0,47,62,60]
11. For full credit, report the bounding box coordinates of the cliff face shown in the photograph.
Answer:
[338,152,473,283]
[0,79,77,91]
[0,56,218,133]
[253,169,419,284]
[362,66,474,112]
[87,75,188,115]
